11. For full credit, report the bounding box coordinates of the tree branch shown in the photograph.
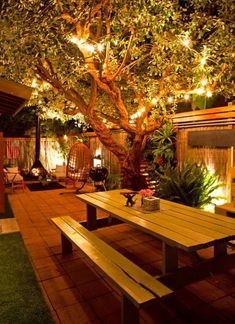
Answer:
[110,29,134,81]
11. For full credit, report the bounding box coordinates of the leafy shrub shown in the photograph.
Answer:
[156,161,223,209]
[105,173,120,190]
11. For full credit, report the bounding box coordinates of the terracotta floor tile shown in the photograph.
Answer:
[207,273,235,294]
[37,264,65,281]
[32,255,58,270]
[194,303,234,324]
[56,301,99,324]
[211,296,235,322]
[89,292,120,318]
[43,275,75,293]
[76,278,111,300]
[71,267,101,286]
[48,287,83,309]
[140,300,177,324]
[187,279,226,302]
[61,259,90,273]
[101,312,121,324]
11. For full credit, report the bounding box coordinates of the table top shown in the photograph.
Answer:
[77,189,235,252]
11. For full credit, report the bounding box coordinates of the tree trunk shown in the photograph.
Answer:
[89,117,148,190]
[120,161,148,190]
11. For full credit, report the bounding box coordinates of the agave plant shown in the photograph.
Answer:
[156,161,223,209]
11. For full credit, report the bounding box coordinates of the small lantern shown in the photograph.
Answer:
[93,148,102,167]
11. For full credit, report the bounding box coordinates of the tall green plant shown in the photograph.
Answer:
[157,161,222,208]
[144,121,176,185]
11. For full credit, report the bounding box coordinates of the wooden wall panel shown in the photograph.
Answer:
[0,132,4,213]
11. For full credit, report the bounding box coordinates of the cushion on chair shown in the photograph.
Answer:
[6,167,19,173]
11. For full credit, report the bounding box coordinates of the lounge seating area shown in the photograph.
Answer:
[3,167,25,192]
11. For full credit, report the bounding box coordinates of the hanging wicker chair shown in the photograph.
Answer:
[66,142,92,192]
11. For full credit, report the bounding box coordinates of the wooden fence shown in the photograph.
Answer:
[2,131,126,176]
[173,105,235,202]
[0,132,4,213]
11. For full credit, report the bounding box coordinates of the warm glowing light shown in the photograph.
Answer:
[114,40,118,45]
[200,57,207,66]
[97,43,104,52]
[70,36,84,47]
[168,97,173,103]
[184,94,190,100]
[42,82,51,90]
[93,148,102,167]
[83,43,95,53]
[201,79,207,86]
[31,78,38,88]
[181,37,191,48]
[151,98,158,105]
[206,90,212,97]
[63,134,68,141]
[196,88,204,95]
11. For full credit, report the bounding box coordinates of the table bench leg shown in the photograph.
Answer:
[87,204,97,230]
[162,242,178,275]
[214,242,227,257]
[61,234,73,254]
[121,295,139,324]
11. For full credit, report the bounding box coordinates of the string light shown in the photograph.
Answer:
[83,43,95,53]
[206,90,212,97]
[70,36,85,47]
[181,37,191,48]
[168,97,173,103]
[151,98,158,105]
[196,88,204,95]
[201,79,207,86]
[200,57,207,66]
[31,78,38,88]
[184,94,190,100]
[97,43,104,52]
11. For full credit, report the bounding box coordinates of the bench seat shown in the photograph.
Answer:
[52,216,172,324]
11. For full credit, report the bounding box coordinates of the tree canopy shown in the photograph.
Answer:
[1,0,234,188]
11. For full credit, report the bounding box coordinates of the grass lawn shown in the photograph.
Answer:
[0,194,14,219]
[0,232,54,323]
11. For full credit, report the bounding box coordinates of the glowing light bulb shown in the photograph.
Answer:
[151,98,158,105]
[31,78,38,88]
[184,94,190,100]
[83,43,95,53]
[200,57,207,66]
[168,97,173,103]
[181,37,191,47]
[206,90,212,97]
[97,43,104,52]
[64,134,68,141]
[201,79,207,86]
[196,88,204,95]
[69,36,85,48]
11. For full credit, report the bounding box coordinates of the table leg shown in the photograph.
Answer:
[87,204,97,230]
[214,241,227,257]
[162,242,178,275]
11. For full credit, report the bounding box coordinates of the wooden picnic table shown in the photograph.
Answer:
[77,189,235,275]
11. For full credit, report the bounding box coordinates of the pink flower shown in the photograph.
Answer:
[139,189,154,197]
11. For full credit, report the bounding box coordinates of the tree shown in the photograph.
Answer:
[0,0,234,189]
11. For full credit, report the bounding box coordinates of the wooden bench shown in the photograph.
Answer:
[52,216,172,324]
